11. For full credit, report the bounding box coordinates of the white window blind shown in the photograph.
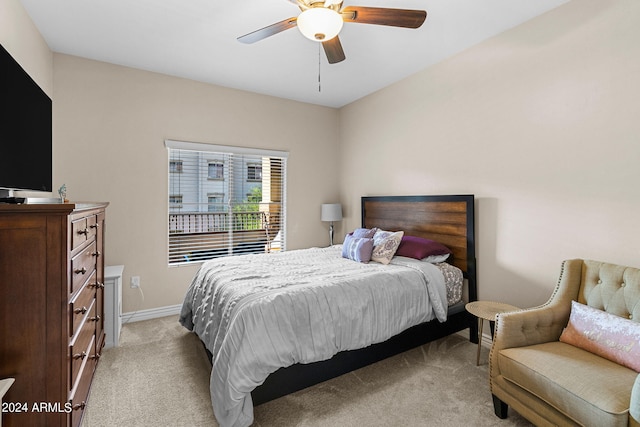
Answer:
[165,140,287,265]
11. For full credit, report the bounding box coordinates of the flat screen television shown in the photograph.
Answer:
[0,43,52,199]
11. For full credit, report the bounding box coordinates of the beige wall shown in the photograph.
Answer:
[6,0,639,315]
[339,0,640,308]
[53,54,340,312]
[0,0,52,96]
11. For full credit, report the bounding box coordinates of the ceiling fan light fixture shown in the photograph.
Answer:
[297,8,343,42]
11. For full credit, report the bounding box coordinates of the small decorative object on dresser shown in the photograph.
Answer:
[58,184,67,203]
[0,202,108,427]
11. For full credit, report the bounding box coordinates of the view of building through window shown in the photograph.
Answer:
[167,144,286,265]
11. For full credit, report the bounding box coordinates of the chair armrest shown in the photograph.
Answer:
[489,259,584,384]
[492,303,570,350]
[631,374,640,426]
[489,302,571,382]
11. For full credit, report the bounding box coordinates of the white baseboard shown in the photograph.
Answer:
[481,333,493,348]
[121,304,182,324]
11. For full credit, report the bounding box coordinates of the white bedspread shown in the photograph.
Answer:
[179,246,447,427]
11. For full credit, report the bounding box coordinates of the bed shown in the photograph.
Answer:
[179,194,477,427]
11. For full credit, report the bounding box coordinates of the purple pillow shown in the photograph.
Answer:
[350,227,377,239]
[395,236,451,260]
[341,234,374,263]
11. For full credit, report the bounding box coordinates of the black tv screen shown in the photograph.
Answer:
[0,43,52,193]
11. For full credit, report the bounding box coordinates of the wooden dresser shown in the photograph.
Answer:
[0,202,108,427]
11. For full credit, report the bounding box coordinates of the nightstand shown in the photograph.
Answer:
[465,301,520,365]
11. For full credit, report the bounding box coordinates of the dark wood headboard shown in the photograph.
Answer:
[361,195,477,302]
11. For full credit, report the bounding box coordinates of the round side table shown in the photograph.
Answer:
[465,301,520,365]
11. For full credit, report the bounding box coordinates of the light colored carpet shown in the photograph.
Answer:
[82,316,532,427]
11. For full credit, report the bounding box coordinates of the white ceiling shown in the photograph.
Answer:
[20,0,568,108]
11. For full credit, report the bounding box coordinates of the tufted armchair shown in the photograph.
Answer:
[489,259,640,427]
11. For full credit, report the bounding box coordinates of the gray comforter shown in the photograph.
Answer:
[179,246,447,427]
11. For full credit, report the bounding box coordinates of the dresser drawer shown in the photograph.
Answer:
[69,300,96,388]
[86,214,98,241]
[70,277,96,337]
[71,241,97,294]
[69,335,97,427]
[71,217,89,251]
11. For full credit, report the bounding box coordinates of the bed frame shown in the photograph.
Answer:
[251,194,478,405]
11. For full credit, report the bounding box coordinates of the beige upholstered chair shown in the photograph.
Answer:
[490,259,640,427]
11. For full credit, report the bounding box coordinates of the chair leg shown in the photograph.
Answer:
[492,394,508,419]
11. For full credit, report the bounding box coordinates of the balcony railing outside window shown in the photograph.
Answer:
[168,208,282,264]
[169,211,266,234]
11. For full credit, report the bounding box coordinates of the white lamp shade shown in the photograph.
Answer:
[321,203,342,222]
[297,8,344,42]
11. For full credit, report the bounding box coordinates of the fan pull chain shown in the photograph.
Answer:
[318,43,321,93]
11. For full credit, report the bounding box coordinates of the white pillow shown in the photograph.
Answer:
[422,253,450,263]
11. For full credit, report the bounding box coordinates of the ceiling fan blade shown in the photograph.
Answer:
[341,6,426,29]
[322,36,346,64]
[237,17,298,44]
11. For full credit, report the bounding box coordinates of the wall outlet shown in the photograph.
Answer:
[130,276,140,289]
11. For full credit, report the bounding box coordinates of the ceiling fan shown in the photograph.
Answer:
[237,0,427,64]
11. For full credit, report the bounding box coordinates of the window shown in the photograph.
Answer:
[169,195,183,208]
[170,160,183,173]
[208,162,224,180]
[166,140,287,265]
[247,163,262,181]
[207,193,224,212]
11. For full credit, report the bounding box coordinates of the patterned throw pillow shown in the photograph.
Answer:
[560,300,640,372]
[341,234,374,263]
[371,229,404,265]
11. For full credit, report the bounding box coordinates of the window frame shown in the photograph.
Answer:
[165,139,288,266]
[247,163,262,182]
[207,161,224,181]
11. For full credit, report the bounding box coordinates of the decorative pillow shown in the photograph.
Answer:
[422,253,450,263]
[395,235,452,260]
[559,301,640,372]
[350,227,377,239]
[341,234,374,263]
[371,229,404,265]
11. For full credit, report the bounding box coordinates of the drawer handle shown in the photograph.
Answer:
[73,351,87,360]
[90,353,101,361]
[77,229,89,236]
[92,251,101,258]
[89,282,105,289]
[90,223,99,229]
[72,402,86,411]
[74,306,88,315]
[90,315,101,322]
[74,267,87,275]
